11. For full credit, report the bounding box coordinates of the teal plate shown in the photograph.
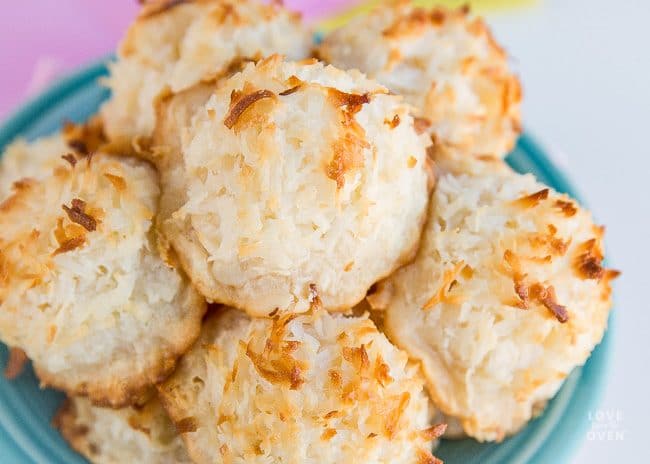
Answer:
[0,60,612,463]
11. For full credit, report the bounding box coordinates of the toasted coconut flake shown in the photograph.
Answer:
[507,250,570,322]
[513,280,529,309]
[326,126,369,189]
[527,226,571,256]
[342,345,370,374]
[224,89,276,129]
[62,198,98,232]
[279,85,302,96]
[321,428,337,441]
[385,114,401,129]
[323,410,339,419]
[512,188,549,208]
[175,416,198,434]
[422,261,465,310]
[327,88,371,114]
[373,355,393,386]
[382,8,430,38]
[4,347,28,379]
[574,239,605,280]
[104,173,127,191]
[53,236,86,256]
[554,199,577,217]
[245,339,306,390]
[421,423,447,441]
[308,283,323,310]
[530,284,569,323]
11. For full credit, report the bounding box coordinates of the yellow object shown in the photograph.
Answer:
[317,0,537,32]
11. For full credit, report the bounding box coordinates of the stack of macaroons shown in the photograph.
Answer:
[0,1,617,463]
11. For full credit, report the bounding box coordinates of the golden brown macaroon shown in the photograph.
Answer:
[370,158,617,441]
[152,56,432,316]
[0,153,206,407]
[158,306,443,464]
[319,1,522,157]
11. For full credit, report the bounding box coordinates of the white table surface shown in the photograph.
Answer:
[487,0,649,461]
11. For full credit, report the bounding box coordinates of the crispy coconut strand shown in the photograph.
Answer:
[55,396,191,463]
[373,158,618,441]
[101,0,312,147]
[319,1,522,157]
[158,307,443,464]
[0,154,206,407]
[157,55,432,316]
[0,118,106,200]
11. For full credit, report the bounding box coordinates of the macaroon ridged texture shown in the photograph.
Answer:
[319,2,522,157]
[160,55,432,316]
[373,160,617,441]
[101,0,311,147]
[0,153,206,407]
[55,396,191,464]
[158,307,442,464]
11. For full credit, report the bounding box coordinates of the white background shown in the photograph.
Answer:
[488,0,649,461]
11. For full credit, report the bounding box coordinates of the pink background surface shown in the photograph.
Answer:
[0,0,349,121]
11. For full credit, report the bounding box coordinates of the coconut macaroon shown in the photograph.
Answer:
[0,154,206,407]
[0,119,106,199]
[158,307,443,464]
[101,0,311,147]
[318,2,522,157]
[369,161,617,441]
[55,396,191,464]
[156,55,432,316]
